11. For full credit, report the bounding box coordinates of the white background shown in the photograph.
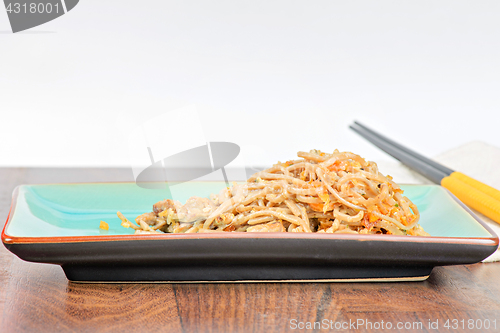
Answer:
[1,1,499,171]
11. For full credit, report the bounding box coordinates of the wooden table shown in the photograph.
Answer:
[1,168,499,332]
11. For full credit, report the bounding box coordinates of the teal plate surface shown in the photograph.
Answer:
[2,183,498,283]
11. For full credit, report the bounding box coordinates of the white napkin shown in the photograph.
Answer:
[378,141,500,262]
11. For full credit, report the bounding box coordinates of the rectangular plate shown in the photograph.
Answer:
[2,183,498,283]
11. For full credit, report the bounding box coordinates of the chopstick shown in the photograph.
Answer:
[349,121,500,224]
[352,121,454,176]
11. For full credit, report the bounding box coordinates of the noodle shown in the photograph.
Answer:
[117,149,429,236]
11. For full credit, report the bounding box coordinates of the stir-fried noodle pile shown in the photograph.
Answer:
[117,150,428,236]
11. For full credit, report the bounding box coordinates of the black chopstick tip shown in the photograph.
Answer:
[349,123,363,132]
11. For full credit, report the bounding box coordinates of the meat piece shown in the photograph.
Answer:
[247,221,285,233]
[210,187,231,205]
[153,199,179,214]
[135,212,157,225]
[177,197,217,223]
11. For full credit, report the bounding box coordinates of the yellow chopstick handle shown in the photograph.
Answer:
[449,171,500,202]
[441,175,500,224]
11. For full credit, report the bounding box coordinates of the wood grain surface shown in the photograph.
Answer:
[1,168,500,333]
